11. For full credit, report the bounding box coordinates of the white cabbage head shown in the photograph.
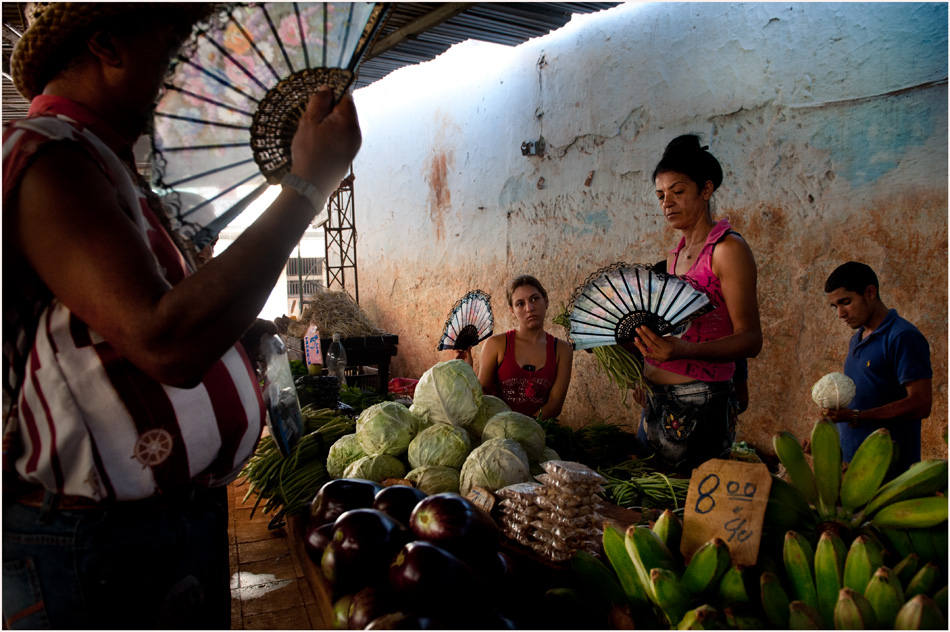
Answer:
[811,372,856,409]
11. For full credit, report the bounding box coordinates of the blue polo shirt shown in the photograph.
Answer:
[838,309,932,472]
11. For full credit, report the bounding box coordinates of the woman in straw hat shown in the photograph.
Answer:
[2,3,362,628]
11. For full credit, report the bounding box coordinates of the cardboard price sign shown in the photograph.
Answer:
[680,459,772,566]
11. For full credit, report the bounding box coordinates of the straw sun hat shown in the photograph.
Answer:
[11,2,215,101]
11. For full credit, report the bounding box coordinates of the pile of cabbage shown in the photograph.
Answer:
[324,359,558,495]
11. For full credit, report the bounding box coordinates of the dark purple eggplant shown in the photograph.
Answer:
[311,478,384,526]
[373,484,427,528]
[321,508,411,593]
[388,540,485,614]
[304,519,336,564]
[408,493,499,564]
[347,586,395,630]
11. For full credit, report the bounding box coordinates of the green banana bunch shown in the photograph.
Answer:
[839,428,893,515]
[871,496,949,530]
[773,431,821,506]
[814,530,845,627]
[894,594,948,630]
[864,566,905,628]
[760,571,791,628]
[681,537,731,599]
[788,600,824,629]
[811,419,843,518]
[834,587,879,629]
[904,563,939,600]
[862,459,948,519]
[784,530,820,612]
[676,604,720,630]
[843,534,884,594]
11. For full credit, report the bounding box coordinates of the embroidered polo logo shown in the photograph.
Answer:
[133,429,174,467]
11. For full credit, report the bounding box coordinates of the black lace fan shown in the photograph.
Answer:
[566,263,714,350]
[437,290,494,351]
[151,3,389,249]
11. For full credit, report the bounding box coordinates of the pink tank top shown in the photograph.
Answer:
[647,219,736,382]
[495,330,558,416]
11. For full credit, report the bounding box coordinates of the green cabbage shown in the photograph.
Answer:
[540,446,560,462]
[343,454,407,483]
[469,395,511,445]
[481,411,546,462]
[410,360,483,427]
[326,433,366,478]
[459,437,530,496]
[407,423,471,470]
[355,401,418,455]
[406,465,461,495]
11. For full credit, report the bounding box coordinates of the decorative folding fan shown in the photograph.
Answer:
[437,290,494,351]
[566,263,714,350]
[151,3,389,249]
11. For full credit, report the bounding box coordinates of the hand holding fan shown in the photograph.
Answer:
[566,262,714,351]
[437,290,494,351]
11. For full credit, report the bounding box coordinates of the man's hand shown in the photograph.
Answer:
[290,86,362,197]
[822,407,856,426]
[633,325,687,363]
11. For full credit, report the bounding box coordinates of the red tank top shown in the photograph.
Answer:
[496,330,558,417]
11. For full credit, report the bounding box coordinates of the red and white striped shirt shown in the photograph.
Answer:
[3,96,265,501]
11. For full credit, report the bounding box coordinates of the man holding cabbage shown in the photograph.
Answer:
[823,262,933,473]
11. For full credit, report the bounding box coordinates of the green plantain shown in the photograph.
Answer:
[871,496,949,530]
[788,600,823,629]
[834,587,878,629]
[650,567,691,627]
[570,550,627,608]
[681,537,731,599]
[894,594,948,630]
[843,534,884,595]
[840,428,894,514]
[718,564,752,608]
[773,431,820,506]
[784,530,820,612]
[893,553,921,589]
[810,419,843,518]
[881,527,917,560]
[723,607,765,630]
[904,563,940,601]
[864,566,905,628]
[676,604,720,630]
[603,523,651,609]
[863,459,949,519]
[624,524,678,604]
[760,571,792,629]
[907,527,938,564]
[652,509,684,565]
[814,530,843,628]
[933,585,948,620]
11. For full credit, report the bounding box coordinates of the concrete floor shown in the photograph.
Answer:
[227,478,321,629]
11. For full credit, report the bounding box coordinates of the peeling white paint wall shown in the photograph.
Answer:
[350,2,948,459]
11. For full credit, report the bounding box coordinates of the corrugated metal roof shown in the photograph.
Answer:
[1,2,619,123]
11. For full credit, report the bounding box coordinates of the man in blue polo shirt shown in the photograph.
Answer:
[821,262,933,473]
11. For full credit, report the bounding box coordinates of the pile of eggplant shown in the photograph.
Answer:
[305,478,517,629]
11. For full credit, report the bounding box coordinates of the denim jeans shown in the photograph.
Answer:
[638,379,738,474]
[3,487,229,630]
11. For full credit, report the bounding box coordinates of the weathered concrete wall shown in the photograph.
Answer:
[350,3,948,460]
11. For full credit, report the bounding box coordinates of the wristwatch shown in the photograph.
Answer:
[850,409,861,428]
[280,173,328,213]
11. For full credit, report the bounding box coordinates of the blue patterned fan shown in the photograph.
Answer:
[566,263,714,350]
[151,3,389,250]
[437,290,494,351]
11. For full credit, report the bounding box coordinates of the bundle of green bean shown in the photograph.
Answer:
[599,459,690,513]
[554,306,648,403]
[240,407,355,522]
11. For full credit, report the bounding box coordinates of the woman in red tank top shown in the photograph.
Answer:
[476,275,573,419]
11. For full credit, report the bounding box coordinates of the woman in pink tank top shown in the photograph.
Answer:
[627,135,762,473]
[476,275,574,419]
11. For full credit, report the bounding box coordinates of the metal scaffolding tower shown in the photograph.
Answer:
[323,172,359,303]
